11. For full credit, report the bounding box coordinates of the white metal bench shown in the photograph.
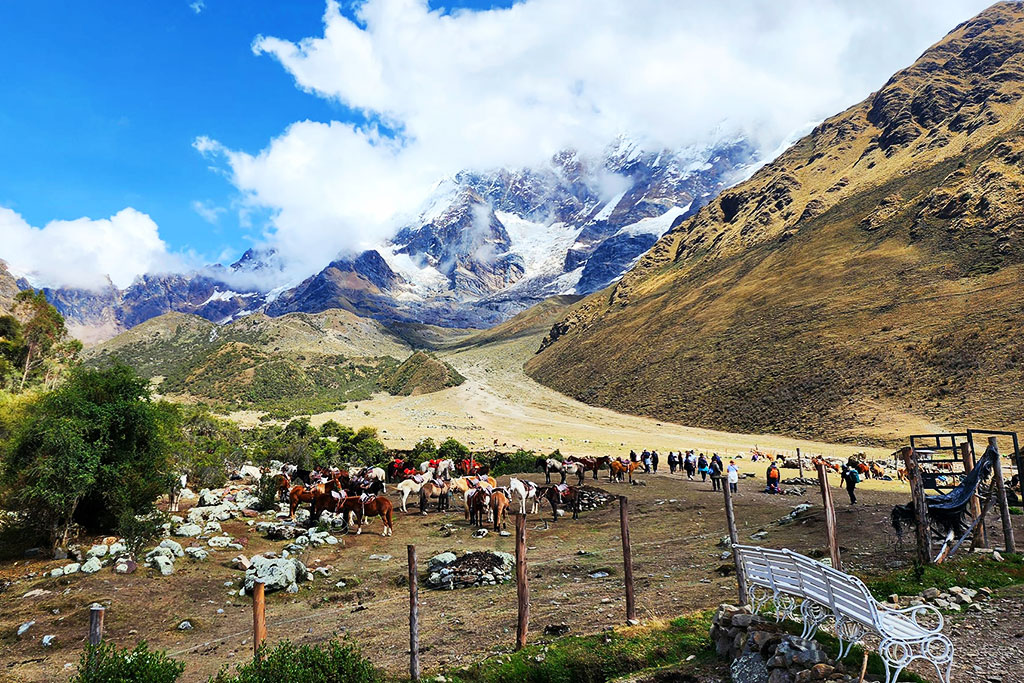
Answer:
[734,544,953,683]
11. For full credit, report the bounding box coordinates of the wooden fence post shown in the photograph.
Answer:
[990,438,1017,554]
[515,513,529,651]
[408,545,420,683]
[815,462,842,571]
[618,496,637,623]
[797,448,803,479]
[88,604,104,646]
[902,448,933,564]
[252,581,266,659]
[961,442,987,549]
[722,479,748,606]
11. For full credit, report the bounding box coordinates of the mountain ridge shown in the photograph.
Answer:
[527,2,1024,446]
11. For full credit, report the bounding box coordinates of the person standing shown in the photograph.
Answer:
[684,452,695,480]
[842,464,859,504]
[727,460,740,494]
[642,450,651,473]
[651,450,659,473]
[697,453,709,482]
[668,451,678,474]
[710,456,723,491]
[766,462,780,494]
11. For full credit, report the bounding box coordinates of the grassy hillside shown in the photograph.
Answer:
[84,309,463,413]
[527,4,1024,446]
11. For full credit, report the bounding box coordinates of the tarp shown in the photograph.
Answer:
[891,446,996,538]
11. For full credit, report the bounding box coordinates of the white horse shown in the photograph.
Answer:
[396,472,433,512]
[539,458,583,485]
[419,458,455,479]
[359,466,387,493]
[508,477,540,514]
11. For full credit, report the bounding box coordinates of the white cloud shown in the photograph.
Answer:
[199,0,990,283]
[192,199,227,224]
[190,0,205,15]
[0,206,180,290]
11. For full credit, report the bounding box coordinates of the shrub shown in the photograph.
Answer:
[490,449,538,476]
[117,510,167,560]
[438,437,469,461]
[71,641,184,683]
[209,639,382,683]
[253,473,281,512]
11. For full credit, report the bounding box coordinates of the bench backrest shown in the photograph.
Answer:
[819,563,879,627]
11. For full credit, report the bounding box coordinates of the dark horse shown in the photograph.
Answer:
[544,484,581,522]
[567,456,610,481]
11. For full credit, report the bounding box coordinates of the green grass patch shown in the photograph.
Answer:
[864,554,1024,599]
[445,613,715,683]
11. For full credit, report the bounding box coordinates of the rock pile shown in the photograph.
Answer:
[890,585,990,613]
[242,556,310,595]
[781,478,819,486]
[427,551,515,590]
[576,486,615,511]
[711,604,862,683]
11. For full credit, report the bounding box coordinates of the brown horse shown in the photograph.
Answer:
[869,462,886,479]
[287,484,319,519]
[418,479,453,514]
[490,489,511,531]
[544,484,581,521]
[609,460,639,483]
[451,476,497,507]
[568,456,611,481]
[466,487,492,526]
[338,495,394,536]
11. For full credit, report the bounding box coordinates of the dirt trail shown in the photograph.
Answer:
[234,329,902,460]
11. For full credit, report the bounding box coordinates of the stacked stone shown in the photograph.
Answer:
[576,487,615,511]
[711,604,862,683]
[890,585,989,613]
[426,551,515,590]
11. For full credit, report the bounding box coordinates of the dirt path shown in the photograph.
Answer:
[233,329,900,461]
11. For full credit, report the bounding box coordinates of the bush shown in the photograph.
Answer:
[438,437,469,461]
[253,473,282,512]
[117,510,167,560]
[490,449,538,476]
[72,641,184,683]
[209,639,382,683]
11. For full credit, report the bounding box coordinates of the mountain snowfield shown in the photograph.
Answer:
[18,135,759,341]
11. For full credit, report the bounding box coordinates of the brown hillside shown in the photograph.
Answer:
[527,3,1024,446]
[0,261,21,315]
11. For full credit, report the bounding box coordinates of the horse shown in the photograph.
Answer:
[418,478,453,514]
[457,459,489,477]
[287,484,319,519]
[357,466,387,492]
[508,477,540,514]
[869,462,886,479]
[544,484,581,522]
[271,473,292,502]
[566,456,610,481]
[609,459,639,483]
[311,479,350,521]
[338,495,394,536]
[168,472,188,513]
[490,489,512,531]
[385,459,406,483]
[466,486,492,526]
[451,476,497,507]
[855,461,871,477]
[396,472,434,512]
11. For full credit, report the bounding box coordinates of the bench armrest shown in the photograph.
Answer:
[879,603,945,634]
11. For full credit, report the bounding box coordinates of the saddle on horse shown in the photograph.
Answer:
[555,483,570,497]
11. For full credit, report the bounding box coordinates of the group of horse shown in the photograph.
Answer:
[535,455,641,484]
[274,466,394,536]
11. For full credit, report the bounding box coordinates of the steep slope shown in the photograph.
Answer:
[83,308,462,413]
[383,351,466,396]
[527,3,1024,446]
[0,261,19,315]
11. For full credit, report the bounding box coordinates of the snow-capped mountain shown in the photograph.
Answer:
[29,136,759,340]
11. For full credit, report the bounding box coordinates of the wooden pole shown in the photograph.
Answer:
[960,442,987,549]
[857,650,870,683]
[902,448,933,565]
[407,545,420,682]
[950,492,997,561]
[88,604,104,646]
[722,480,748,605]
[815,462,842,571]
[618,496,637,622]
[990,438,1017,554]
[252,581,266,659]
[515,513,529,651]
[797,447,803,479]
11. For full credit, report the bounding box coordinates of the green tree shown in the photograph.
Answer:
[438,437,470,461]
[12,290,75,391]
[165,406,242,490]
[1,364,174,548]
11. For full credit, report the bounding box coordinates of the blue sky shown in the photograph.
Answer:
[0,0,991,290]
[0,0,509,266]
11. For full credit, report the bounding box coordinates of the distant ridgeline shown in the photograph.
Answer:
[83,309,463,415]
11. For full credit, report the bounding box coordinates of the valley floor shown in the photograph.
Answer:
[232,325,912,461]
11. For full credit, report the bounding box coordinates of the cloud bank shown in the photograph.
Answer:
[0,207,178,290]
[201,0,990,284]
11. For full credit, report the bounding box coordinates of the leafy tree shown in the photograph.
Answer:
[0,363,174,547]
[11,290,76,391]
[438,437,470,461]
[165,406,242,490]
[319,419,345,438]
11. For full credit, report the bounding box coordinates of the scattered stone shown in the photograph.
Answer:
[17,621,34,637]
[544,623,570,636]
[208,536,233,548]
[159,539,185,558]
[80,557,103,574]
[242,556,309,595]
[174,523,202,538]
[42,635,56,647]
[62,563,81,575]
[185,547,210,561]
[178,620,193,631]
[115,561,137,575]
[86,544,109,559]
